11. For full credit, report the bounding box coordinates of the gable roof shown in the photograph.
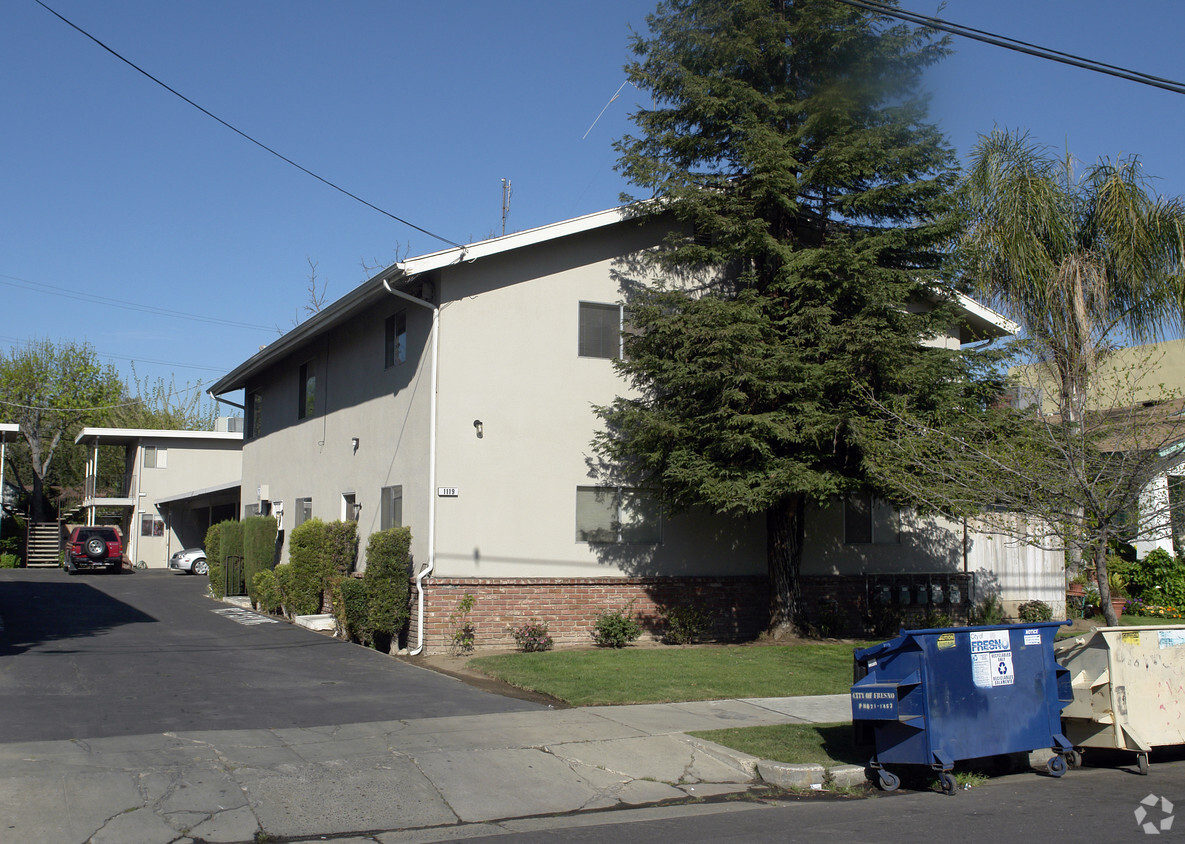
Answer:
[207,204,1016,396]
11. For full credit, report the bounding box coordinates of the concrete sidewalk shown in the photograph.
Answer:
[0,693,856,844]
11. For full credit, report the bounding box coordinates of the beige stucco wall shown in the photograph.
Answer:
[131,437,242,567]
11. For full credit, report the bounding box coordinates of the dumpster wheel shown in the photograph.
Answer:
[1047,754,1068,777]
[877,769,900,792]
[1066,749,1082,768]
[938,771,957,796]
[1137,752,1150,776]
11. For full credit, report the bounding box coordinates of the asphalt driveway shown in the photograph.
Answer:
[0,568,540,743]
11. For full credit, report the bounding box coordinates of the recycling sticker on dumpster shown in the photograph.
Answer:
[970,629,1015,688]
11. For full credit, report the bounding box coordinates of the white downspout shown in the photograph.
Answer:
[383,272,438,655]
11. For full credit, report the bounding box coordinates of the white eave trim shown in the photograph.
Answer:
[954,291,1019,337]
[75,427,244,445]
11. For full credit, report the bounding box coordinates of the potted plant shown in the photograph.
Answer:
[1107,571,1128,619]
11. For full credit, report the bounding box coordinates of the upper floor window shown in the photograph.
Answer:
[578,302,623,359]
[844,493,901,545]
[143,446,167,468]
[298,361,316,420]
[576,486,662,544]
[247,392,262,439]
[385,311,407,368]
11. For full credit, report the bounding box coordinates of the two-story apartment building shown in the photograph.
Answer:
[76,426,242,568]
[209,206,1056,652]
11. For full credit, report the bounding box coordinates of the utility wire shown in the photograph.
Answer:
[833,0,1185,96]
[32,0,465,249]
[0,273,273,332]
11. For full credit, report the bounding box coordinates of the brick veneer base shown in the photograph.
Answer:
[412,573,975,653]
[418,576,769,652]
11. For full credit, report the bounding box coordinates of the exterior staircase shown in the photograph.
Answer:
[25,522,62,568]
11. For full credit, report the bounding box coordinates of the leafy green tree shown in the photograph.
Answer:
[0,340,124,521]
[596,0,968,632]
[957,131,1185,623]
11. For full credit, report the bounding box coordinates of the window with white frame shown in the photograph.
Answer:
[142,446,167,468]
[576,486,662,544]
[140,513,163,537]
[295,497,313,527]
[844,492,900,544]
[578,302,624,359]
[385,311,407,368]
[380,485,403,531]
[342,492,358,522]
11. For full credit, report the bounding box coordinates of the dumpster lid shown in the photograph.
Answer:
[854,620,1070,662]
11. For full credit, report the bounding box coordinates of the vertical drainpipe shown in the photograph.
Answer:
[383,270,439,655]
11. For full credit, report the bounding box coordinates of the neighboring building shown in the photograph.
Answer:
[210,206,1048,651]
[76,427,242,567]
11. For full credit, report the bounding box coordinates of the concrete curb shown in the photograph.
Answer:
[757,760,870,790]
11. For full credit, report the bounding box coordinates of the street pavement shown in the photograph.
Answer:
[2,569,1181,843]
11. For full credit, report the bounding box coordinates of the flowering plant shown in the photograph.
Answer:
[510,619,553,652]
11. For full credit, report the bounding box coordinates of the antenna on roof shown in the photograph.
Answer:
[501,178,513,236]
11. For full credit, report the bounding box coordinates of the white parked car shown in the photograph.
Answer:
[169,548,208,575]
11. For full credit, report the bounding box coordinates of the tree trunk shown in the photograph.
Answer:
[30,472,52,524]
[1094,535,1118,626]
[767,493,806,635]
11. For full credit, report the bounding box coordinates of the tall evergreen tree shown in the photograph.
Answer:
[595,0,968,632]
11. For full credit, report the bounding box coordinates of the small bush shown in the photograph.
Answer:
[1126,549,1185,607]
[0,553,19,569]
[208,564,224,599]
[273,564,296,615]
[972,594,1005,625]
[1017,600,1053,623]
[661,603,711,644]
[511,619,553,652]
[334,577,370,644]
[592,603,642,648]
[364,527,412,653]
[449,593,477,654]
[252,569,282,614]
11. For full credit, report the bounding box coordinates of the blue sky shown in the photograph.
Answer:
[3,1,1184,413]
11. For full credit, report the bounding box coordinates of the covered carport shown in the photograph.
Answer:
[156,481,241,559]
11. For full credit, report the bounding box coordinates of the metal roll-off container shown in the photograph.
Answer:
[1054,624,1185,774]
[852,621,1073,794]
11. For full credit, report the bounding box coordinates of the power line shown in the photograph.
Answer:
[32,0,465,249]
[833,0,1185,96]
[0,272,274,332]
[0,334,231,375]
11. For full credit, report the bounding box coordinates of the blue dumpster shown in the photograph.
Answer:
[852,621,1073,794]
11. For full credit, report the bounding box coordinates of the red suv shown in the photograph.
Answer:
[65,526,124,574]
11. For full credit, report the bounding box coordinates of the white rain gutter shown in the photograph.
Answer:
[382,271,439,655]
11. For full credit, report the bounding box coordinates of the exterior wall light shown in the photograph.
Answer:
[473,420,483,439]
[351,437,359,453]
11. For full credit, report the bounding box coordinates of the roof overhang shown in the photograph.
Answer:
[0,423,19,444]
[75,427,243,446]
[953,291,1020,340]
[155,480,242,507]
[207,205,638,396]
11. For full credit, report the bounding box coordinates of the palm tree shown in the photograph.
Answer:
[960,129,1185,623]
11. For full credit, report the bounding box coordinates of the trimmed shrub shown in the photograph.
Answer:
[335,576,370,645]
[0,553,19,569]
[510,619,553,652]
[220,519,243,561]
[243,516,278,603]
[204,522,223,566]
[1017,600,1053,623]
[284,518,329,616]
[592,603,642,648]
[660,603,711,645]
[364,527,412,653]
[252,569,282,614]
[326,520,358,577]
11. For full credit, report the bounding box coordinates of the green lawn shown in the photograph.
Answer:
[467,643,871,706]
[689,722,864,768]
